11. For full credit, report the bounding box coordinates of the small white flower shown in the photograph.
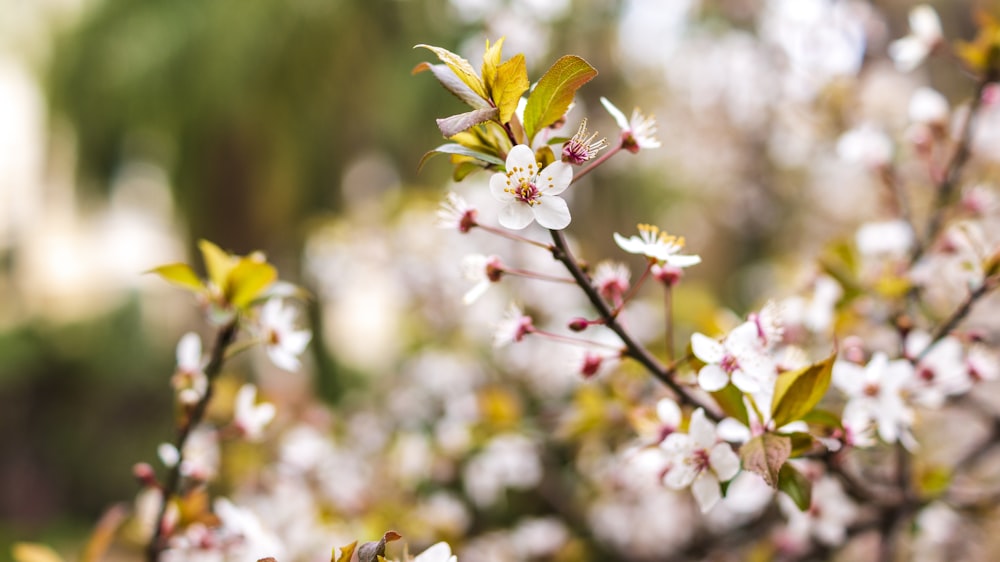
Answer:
[413,541,458,562]
[257,299,311,371]
[837,124,893,168]
[601,97,661,152]
[909,87,950,126]
[489,145,573,230]
[172,332,206,405]
[856,220,915,257]
[660,409,741,513]
[437,191,478,233]
[461,254,503,305]
[234,384,276,442]
[591,260,631,303]
[613,224,701,267]
[905,331,971,407]
[562,119,608,165]
[833,353,916,449]
[691,322,777,394]
[493,303,534,348]
[888,5,943,72]
[779,475,857,548]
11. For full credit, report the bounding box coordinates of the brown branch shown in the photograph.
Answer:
[146,320,239,562]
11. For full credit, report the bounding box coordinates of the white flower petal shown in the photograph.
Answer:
[539,161,573,195]
[656,398,681,428]
[731,369,762,394]
[716,418,751,444]
[698,364,729,392]
[498,202,536,230]
[664,461,698,489]
[176,332,202,371]
[663,253,701,268]
[506,144,537,170]
[691,333,725,363]
[532,196,571,230]
[688,408,716,449]
[490,172,514,202]
[600,97,630,130]
[709,443,741,481]
[691,473,722,513]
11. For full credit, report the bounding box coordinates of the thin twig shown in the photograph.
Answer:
[147,320,238,562]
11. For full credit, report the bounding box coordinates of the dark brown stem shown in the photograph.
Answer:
[547,229,721,420]
[146,320,239,562]
[913,75,994,262]
[916,278,997,362]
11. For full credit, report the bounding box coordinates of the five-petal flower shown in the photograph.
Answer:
[660,408,741,512]
[490,145,574,230]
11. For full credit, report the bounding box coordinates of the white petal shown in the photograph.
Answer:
[236,384,257,412]
[709,443,741,481]
[268,346,302,371]
[539,161,573,195]
[888,38,928,72]
[490,171,514,202]
[663,253,702,268]
[498,202,535,230]
[282,330,312,355]
[691,473,722,513]
[506,144,537,170]
[716,418,751,444]
[698,364,729,392]
[731,369,762,394]
[613,232,644,254]
[688,408,716,449]
[664,461,698,489]
[176,332,202,370]
[832,360,865,396]
[910,5,942,41]
[656,398,681,428]
[660,432,692,456]
[532,196,571,230]
[158,443,180,467]
[463,280,490,305]
[691,333,725,363]
[600,97,630,130]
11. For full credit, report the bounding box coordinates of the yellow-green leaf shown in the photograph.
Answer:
[332,541,357,562]
[739,433,791,489]
[415,44,489,101]
[482,36,505,97]
[198,239,236,292]
[413,62,492,110]
[711,383,749,425]
[12,543,64,562]
[148,263,204,293]
[227,258,278,309]
[493,54,529,124]
[770,352,835,428]
[778,462,812,511]
[523,55,597,143]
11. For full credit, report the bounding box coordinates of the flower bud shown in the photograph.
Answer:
[568,317,590,332]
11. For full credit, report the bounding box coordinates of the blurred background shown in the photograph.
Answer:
[0,0,990,560]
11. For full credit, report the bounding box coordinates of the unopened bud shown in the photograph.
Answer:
[133,462,159,488]
[580,353,603,378]
[568,317,590,332]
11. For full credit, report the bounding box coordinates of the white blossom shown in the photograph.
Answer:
[489,144,573,230]
[660,409,741,512]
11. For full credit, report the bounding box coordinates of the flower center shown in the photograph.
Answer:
[513,179,540,205]
[720,354,740,374]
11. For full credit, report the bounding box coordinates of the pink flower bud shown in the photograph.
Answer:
[568,317,590,332]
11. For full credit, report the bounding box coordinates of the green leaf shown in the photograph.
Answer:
[148,263,204,293]
[802,408,843,431]
[492,54,529,124]
[711,383,749,426]
[436,107,499,138]
[786,431,818,458]
[198,239,235,292]
[332,541,357,562]
[453,160,486,181]
[415,44,489,101]
[227,258,277,309]
[739,433,791,489]
[418,143,505,171]
[778,463,812,511]
[770,353,836,428]
[523,55,597,143]
[412,62,492,110]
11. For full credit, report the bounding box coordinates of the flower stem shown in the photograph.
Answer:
[571,145,622,184]
[547,229,721,420]
[477,223,554,250]
[146,320,238,562]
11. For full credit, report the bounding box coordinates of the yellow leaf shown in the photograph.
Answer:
[493,54,529,124]
[227,258,278,309]
[333,541,357,562]
[198,239,237,293]
[12,543,64,562]
[148,263,204,293]
[415,44,489,102]
[482,36,505,97]
[770,353,836,428]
